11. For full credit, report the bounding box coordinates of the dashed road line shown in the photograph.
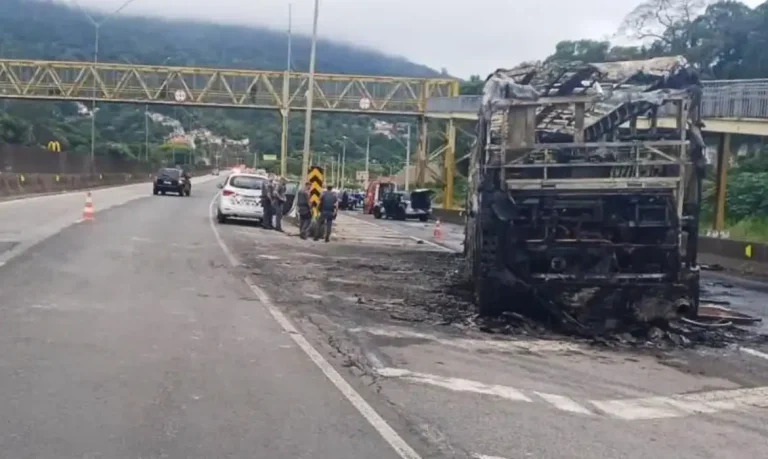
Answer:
[341,215,454,252]
[350,326,586,354]
[375,366,768,421]
[377,368,532,403]
[741,347,768,361]
[533,392,593,415]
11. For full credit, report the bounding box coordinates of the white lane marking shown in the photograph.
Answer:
[378,363,768,421]
[533,392,593,415]
[351,326,585,354]
[345,216,454,252]
[741,347,768,361]
[208,196,423,459]
[472,455,512,459]
[377,368,532,403]
[209,194,241,267]
[590,386,768,420]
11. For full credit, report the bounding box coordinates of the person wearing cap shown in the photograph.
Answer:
[262,174,275,229]
[314,185,338,243]
[297,181,312,239]
[273,176,287,232]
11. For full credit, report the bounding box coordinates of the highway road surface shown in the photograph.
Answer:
[1,178,767,459]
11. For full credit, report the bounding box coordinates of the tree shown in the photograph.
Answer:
[619,0,714,53]
[546,40,611,63]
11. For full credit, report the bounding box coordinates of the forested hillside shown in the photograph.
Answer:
[0,0,442,174]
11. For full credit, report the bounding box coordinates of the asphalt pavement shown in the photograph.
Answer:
[0,179,413,459]
[2,180,768,459]
[330,211,768,459]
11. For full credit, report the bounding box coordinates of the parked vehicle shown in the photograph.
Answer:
[215,173,268,223]
[372,189,434,221]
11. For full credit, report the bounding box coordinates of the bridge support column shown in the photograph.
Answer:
[416,116,427,186]
[713,132,732,232]
[442,119,456,209]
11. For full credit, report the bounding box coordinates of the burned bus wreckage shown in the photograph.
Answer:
[464,56,706,328]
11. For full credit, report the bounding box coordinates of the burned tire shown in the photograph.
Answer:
[469,189,505,316]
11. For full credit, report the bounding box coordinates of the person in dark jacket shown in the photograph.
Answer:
[314,185,338,243]
[273,177,287,232]
[262,176,275,229]
[297,181,312,239]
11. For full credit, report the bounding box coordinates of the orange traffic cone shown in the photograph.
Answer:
[82,192,94,221]
[433,219,442,240]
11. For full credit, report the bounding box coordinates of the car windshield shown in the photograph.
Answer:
[229,175,265,190]
[158,168,180,178]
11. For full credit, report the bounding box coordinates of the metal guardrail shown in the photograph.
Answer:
[426,79,768,119]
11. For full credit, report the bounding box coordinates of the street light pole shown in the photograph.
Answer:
[364,135,370,192]
[336,153,341,188]
[341,139,347,189]
[280,3,292,177]
[300,0,320,186]
[89,24,99,173]
[74,0,139,173]
[144,104,149,161]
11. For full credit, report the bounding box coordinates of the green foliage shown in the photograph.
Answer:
[0,0,450,173]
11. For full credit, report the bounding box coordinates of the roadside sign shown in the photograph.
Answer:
[262,154,278,161]
[308,166,324,217]
[47,141,61,152]
[359,97,371,110]
[174,90,187,102]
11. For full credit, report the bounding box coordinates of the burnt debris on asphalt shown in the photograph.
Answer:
[232,226,766,352]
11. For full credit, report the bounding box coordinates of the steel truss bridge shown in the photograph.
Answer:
[0,58,459,201]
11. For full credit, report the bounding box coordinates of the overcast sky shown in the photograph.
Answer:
[68,0,767,78]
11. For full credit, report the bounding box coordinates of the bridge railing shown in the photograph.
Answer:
[426,80,768,119]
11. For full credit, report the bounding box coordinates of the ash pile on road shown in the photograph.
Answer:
[232,228,764,351]
[380,251,767,351]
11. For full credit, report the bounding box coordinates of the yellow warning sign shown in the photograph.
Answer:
[308,165,324,216]
[745,244,753,258]
[47,141,61,152]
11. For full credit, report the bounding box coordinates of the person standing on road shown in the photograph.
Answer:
[273,177,287,232]
[297,181,312,239]
[314,185,338,243]
[262,175,275,229]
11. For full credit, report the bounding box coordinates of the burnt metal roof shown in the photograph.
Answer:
[480,56,701,142]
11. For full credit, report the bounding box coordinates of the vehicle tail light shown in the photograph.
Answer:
[222,189,235,197]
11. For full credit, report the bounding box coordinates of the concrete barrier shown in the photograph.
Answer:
[428,207,768,266]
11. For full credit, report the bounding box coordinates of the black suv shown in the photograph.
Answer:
[153,167,191,196]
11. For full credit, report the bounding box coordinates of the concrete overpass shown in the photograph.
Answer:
[423,79,768,227]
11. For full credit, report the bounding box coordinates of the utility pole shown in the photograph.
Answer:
[341,140,346,189]
[300,0,320,186]
[144,105,149,162]
[280,3,292,177]
[336,153,341,188]
[364,135,370,192]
